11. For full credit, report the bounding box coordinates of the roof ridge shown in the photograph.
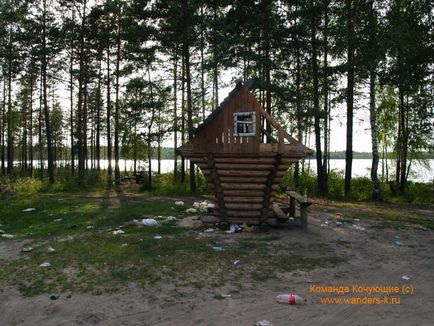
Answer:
[194,82,245,135]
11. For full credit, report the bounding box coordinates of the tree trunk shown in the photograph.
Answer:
[263,0,272,143]
[310,0,325,196]
[213,3,219,111]
[77,0,87,185]
[184,41,195,192]
[344,0,354,197]
[83,56,89,172]
[1,72,6,175]
[322,0,329,192]
[369,69,380,200]
[96,57,102,171]
[147,138,152,187]
[38,71,43,179]
[173,51,178,179]
[114,20,121,187]
[180,55,185,183]
[133,121,137,175]
[200,5,205,121]
[21,83,28,174]
[398,89,408,194]
[157,108,161,175]
[147,68,156,188]
[106,43,112,185]
[7,43,13,176]
[69,12,75,175]
[29,61,34,177]
[294,29,302,186]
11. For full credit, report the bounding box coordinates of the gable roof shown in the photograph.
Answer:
[194,81,245,135]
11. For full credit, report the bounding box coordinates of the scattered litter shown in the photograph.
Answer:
[212,246,225,252]
[23,208,36,212]
[166,216,177,222]
[233,260,240,265]
[113,230,125,235]
[242,223,253,232]
[186,208,198,214]
[175,201,184,206]
[220,294,231,298]
[256,320,273,326]
[50,293,60,300]
[276,294,307,305]
[154,235,162,240]
[22,247,33,252]
[86,226,94,229]
[402,275,411,281]
[132,219,143,226]
[39,262,51,268]
[121,243,128,247]
[320,224,328,228]
[394,239,404,246]
[415,225,429,231]
[354,218,361,222]
[335,221,343,226]
[47,246,56,253]
[190,201,212,213]
[230,224,242,233]
[53,218,63,222]
[353,224,366,231]
[1,234,14,239]
[142,218,158,226]
[204,228,214,233]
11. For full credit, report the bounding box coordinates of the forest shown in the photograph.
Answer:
[0,0,433,200]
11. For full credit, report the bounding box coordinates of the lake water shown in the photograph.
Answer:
[22,158,434,183]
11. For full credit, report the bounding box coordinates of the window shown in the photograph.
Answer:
[233,112,256,136]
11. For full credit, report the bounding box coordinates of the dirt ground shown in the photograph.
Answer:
[1,198,433,326]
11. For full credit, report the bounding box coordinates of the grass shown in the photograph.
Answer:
[332,201,434,230]
[0,192,344,297]
[280,169,434,204]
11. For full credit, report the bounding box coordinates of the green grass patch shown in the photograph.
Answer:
[333,202,434,230]
[0,193,344,296]
[0,193,189,239]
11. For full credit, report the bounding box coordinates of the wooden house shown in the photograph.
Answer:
[178,82,312,224]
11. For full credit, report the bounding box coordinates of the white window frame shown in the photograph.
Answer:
[233,111,256,136]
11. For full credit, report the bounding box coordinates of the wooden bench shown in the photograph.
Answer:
[287,191,312,229]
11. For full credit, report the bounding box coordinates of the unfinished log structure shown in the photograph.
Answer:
[178,82,312,224]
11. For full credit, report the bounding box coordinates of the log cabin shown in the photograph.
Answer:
[178,81,312,224]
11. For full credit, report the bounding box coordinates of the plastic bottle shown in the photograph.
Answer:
[276,294,307,305]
